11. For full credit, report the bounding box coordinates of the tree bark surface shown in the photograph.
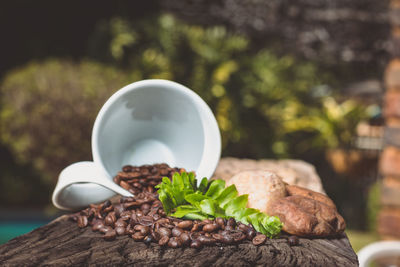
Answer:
[0,215,358,266]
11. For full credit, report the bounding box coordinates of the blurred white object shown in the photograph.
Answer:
[358,241,400,267]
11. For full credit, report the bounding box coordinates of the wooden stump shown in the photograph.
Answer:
[0,215,358,266]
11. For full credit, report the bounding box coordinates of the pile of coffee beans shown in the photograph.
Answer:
[112,163,184,195]
[71,192,267,248]
[70,163,299,248]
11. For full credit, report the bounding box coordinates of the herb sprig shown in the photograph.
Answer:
[155,172,282,238]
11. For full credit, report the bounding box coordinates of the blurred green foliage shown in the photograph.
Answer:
[0,14,369,206]
[0,60,131,187]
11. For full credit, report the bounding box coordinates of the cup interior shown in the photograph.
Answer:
[93,80,219,180]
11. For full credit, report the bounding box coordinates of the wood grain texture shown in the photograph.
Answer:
[0,215,358,266]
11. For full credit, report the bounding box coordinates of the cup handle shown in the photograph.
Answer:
[52,161,133,210]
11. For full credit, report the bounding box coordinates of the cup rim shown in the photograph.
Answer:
[91,79,221,180]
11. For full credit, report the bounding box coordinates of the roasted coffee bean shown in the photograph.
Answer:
[225,225,234,231]
[172,227,184,237]
[151,230,161,241]
[77,216,88,228]
[190,223,200,232]
[105,212,116,226]
[120,181,131,190]
[140,226,150,236]
[202,219,213,225]
[231,231,246,242]
[101,200,112,210]
[92,220,104,232]
[152,214,161,221]
[141,203,151,211]
[136,210,144,217]
[238,224,249,232]
[198,235,215,245]
[168,237,182,248]
[158,236,169,246]
[221,234,234,245]
[132,232,145,241]
[179,232,191,246]
[104,229,116,241]
[138,216,153,226]
[99,226,113,234]
[246,228,257,240]
[177,220,193,230]
[215,217,225,228]
[227,218,236,228]
[203,224,218,233]
[115,226,126,236]
[133,182,142,189]
[113,204,125,217]
[190,239,202,249]
[115,219,127,228]
[157,227,172,237]
[288,236,299,246]
[252,234,266,246]
[122,165,133,172]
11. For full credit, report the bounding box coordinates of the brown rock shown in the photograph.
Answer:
[213,158,325,194]
[286,185,336,209]
[266,195,345,237]
[226,171,287,214]
[381,177,400,206]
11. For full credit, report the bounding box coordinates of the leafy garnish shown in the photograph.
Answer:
[155,172,282,238]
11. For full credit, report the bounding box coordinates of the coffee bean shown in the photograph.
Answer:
[115,219,127,228]
[77,216,88,228]
[141,203,151,211]
[158,236,169,246]
[152,214,161,221]
[115,226,126,236]
[231,231,246,242]
[227,218,236,228]
[168,237,182,248]
[120,181,131,190]
[104,229,116,241]
[238,224,249,232]
[190,239,202,249]
[252,234,266,245]
[172,227,184,237]
[225,225,234,231]
[177,220,193,230]
[132,232,145,241]
[122,165,133,172]
[113,204,125,217]
[140,226,150,236]
[99,226,113,234]
[105,212,116,226]
[246,228,257,240]
[92,220,104,232]
[215,217,225,228]
[198,235,216,245]
[288,236,299,246]
[203,224,218,233]
[179,232,191,246]
[101,200,112,210]
[191,223,200,232]
[138,216,153,226]
[157,227,172,237]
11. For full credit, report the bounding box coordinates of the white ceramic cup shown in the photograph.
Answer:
[52,79,221,210]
